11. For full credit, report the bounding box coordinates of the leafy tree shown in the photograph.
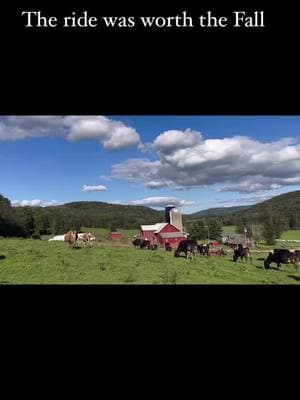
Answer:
[14,207,35,237]
[260,208,288,245]
[33,209,49,234]
[206,218,223,241]
[187,219,207,240]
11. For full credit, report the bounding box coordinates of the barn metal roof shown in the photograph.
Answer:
[141,223,169,233]
[159,232,186,239]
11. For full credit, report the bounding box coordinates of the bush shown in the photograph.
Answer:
[31,232,41,240]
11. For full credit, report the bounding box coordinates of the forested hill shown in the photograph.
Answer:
[1,190,300,237]
[0,195,164,237]
[185,190,300,229]
[237,190,300,220]
[61,201,164,228]
[187,205,249,218]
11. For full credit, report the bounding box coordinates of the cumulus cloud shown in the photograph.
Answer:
[112,131,300,193]
[0,116,64,140]
[130,197,195,207]
[0,116,140,150]
[81,184,107,192]
[153,129,203,154]
[65,116,140,150]
[11,199,60,207]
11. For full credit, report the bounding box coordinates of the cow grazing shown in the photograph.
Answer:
[175,239,198,259]
[64,230,78,248]
[233,244,252,263]
[263,249,300,270]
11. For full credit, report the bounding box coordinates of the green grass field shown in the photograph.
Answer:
[1,238,300,284]
[81,227,138,242]
[280,230,300,240]
[222,225,236,234]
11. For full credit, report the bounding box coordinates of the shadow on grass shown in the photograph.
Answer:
[256,265,285,272]
[287,275,300,281]
[0,255,6,260]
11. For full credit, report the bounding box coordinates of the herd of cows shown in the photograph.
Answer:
[132,238,300,271]
[62,231,300,271]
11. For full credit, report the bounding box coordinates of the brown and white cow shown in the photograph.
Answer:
[81,233,92,248]
[64,230,78,248]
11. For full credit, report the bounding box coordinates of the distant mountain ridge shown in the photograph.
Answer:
[187,205,250,218]
[185,190,300,223]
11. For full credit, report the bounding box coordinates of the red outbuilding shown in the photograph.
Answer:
[110,232,122,240]
[140,223,186,249]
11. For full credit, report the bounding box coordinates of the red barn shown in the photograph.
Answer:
[140,223,186,249]
[110,232,122,240]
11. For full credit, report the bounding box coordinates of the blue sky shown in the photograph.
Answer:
[1,115,300,213]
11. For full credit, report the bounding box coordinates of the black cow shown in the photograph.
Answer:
[263,249,300,270]
[140,239,151,249]
[132,238,142,248]
[197,243,210,257]
[174,240,198,259]
[233,244,252,263]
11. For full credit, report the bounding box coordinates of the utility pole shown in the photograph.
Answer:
[206,225,210,242]
[244,225,247,246]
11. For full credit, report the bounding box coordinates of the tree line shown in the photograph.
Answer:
[0,194,163,238]
[1,192,299,244]
[184,204,299,245]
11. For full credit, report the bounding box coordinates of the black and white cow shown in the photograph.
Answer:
[233,244,252,263]
[174,240,198,259]
[263,249,300,270]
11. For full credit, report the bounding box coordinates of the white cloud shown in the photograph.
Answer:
[153,129,203,154]
[0,115,140,150]
[130,197,195,208]
[0,116,64,140]
[112,131,300,193]
[65,116,140,150]
[81,184,107,192]
[11,199,60,207]
[43,200,61,207]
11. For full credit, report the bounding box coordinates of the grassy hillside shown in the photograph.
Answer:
[0,238,300,284]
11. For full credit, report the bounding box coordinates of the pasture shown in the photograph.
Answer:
[280,230,300,240]
[0,238,300,284]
